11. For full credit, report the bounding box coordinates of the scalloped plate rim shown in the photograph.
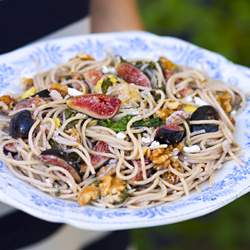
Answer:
[0,30,250,231]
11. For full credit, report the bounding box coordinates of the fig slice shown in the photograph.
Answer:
[83,69,103,90]
[4,143,18,153]
[66,94,121,119]
[116,62,151,88]
[129,158,152,184]
[154,123,185,145]
[80,141,112,172]
[13,95,52,111]
[41,149,81,183]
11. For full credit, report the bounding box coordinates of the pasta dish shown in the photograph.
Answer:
[0,51,246,209]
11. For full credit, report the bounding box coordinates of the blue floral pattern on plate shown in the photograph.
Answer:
[0,31,250,230]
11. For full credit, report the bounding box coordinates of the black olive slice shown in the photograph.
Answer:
[41,149,81,183]
[190,105,219,133]
[154,123,185,145]
[9,110,34,138]
[31,89,50,98]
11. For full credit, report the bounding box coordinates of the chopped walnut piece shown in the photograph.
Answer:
[217,92,232,114]
[97,165,116,181]
[158,57,176,70]
[156,109,174,122]
[161,161,181,185]
[70,71,84,81]
[76,52,95,61]
[150,148,167,164]
[154,158,178,171]
[163,99,182,110]
[154,159,171,171]
[69,52,95,63]
[49,82,68,97]
[78,184,100,206]
[0,95,17,113]
[20,77,34,91]
[102,191,123,204]
[99,175,125,196]
[162,169,180,185]
[150,142,183,165]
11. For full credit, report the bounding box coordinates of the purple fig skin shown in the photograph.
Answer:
[13,96,52,112]
[80,141,112,172]
[41,149,81,183]
[116,62,151,87]
[154,123,185,145]
[83,69,103,90]
[4,143,18,153]
[66,94,121,119]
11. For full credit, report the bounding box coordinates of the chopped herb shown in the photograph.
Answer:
[134,61,156,83]
[68,152,81,164]
[65,109,79,130]
[92,181,101,187]
[157,85,167,94]
[100,115,163,132]
[132,117,163,128]
[134,61,156,71]
[117,55,127,63]
[113,189,129,205]
[185,118,190,126]
[55,190,61,196]
[65,75,72,80]
[101,78,112,94]
[100,115,133,132]
[65,109,77,120]
[134,61,144,69]
[157,60,165,72]
[49,139,61,150]
[151,86,167,102]
[66,146,83,169]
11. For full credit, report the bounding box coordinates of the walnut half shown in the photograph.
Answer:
[78,184,100,206]
[150,142,183,165]
[99,175,125,197]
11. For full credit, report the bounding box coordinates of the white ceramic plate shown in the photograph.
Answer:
[0,31,250,231]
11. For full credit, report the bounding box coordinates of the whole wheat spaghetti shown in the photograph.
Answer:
[0,51,246,209]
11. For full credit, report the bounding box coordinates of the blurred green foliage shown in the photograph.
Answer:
[132,1,250,249]
[131,193,250,250]
[138,0,250,67]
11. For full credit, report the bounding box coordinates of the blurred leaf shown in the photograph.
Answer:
[138,0,250,66]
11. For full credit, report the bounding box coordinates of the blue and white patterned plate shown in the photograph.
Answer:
[0,31,250,231]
